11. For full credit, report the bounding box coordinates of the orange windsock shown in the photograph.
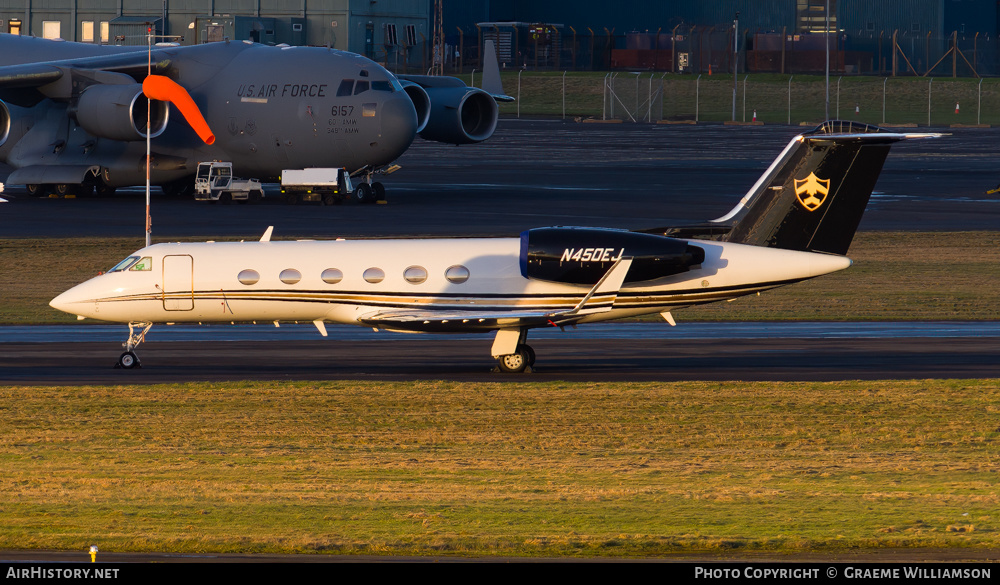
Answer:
[142,75,216,145]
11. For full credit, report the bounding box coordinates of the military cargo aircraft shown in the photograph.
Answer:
[49,121,937,372]
[0,34,509,200]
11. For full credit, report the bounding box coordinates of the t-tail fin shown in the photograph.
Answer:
[715,121,938,255]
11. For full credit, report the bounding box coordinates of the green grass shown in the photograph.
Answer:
[474,71,1000,125]
[0,379,996,557]
[4,232,999,324]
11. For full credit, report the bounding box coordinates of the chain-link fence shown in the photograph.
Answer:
[440,27,1000,77]
[494,73,1000,126]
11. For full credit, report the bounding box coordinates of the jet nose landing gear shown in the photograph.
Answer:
[114,322,152,369]
[116,351,140,369]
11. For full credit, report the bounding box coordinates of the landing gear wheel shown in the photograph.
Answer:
[26,184,41,197]
[354,182,374,204]
[497,344,534,373]
[117,351,140,369]
[372,181,386,202]
[116,322,152,370]
[522,344,536,367]
[55,184,73,196]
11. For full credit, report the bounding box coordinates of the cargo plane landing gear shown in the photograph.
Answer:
[492,328,536,373]
[115,322,152,369]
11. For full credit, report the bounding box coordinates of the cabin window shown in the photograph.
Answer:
[363,267,385,284]
[445,265,470,284]
[109,256,140,272]
[404,266,427,284]
[238,269,260,285]
[321,268,343,284]
[336,80,354,96]
[279,269,302,284]
[129,257,152,271]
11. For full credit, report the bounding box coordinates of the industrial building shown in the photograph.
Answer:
[2,1,998,74]
[0,0,431,69]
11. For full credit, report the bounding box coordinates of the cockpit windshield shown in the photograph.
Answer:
[109,256,153,273]
[109,256,140,272]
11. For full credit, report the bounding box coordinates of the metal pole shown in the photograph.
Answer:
[145,25,152,248]
[742,74,748,122]
[882,77,887,124]
[788,75,793,125]
[732,12,739,121]
[825,0,830,121]
[635,72,639,121]
[562,71,567,119]
[979,78,983,125]
[517,69,522,118]
[836,76,841,119]
[696,74,701,122]
[647,73,653,122]
[602,73,608,120]
[928,78,932,126]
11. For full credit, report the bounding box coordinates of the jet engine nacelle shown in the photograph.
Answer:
[75,83,168,141]
[0,99,10,147]
[520,227,705,285]
[398,80,431,133]
[418,86,498,145]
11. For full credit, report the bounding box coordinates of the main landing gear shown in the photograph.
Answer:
[115,322,152,369]
[497,344,536,373]
[492,328,536,373]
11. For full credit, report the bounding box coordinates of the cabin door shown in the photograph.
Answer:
[162,255,194,311]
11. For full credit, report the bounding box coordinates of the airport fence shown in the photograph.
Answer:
[487,72,1000,126]
[447,28,1000,77]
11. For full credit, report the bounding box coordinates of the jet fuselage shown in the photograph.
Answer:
[50,236,851,330]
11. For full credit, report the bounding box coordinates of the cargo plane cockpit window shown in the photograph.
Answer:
[336,80,354,97]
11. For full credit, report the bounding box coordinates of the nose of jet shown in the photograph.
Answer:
[50,285,89,317]
[378,91,418,160]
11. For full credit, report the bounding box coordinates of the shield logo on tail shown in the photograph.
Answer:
[793,172,831,211]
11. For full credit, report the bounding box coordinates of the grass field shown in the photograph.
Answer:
[3,231,999,325]
[0,379,996,557]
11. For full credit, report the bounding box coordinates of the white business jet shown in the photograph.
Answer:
[50,121,937,371]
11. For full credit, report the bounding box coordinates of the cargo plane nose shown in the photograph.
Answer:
[376,90,418,162]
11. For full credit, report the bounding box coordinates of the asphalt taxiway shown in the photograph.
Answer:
[3,322,999,385]
[2,120,999,238]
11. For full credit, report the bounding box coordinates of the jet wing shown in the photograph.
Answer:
[0,52,168,106]
[358,258,634,332]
